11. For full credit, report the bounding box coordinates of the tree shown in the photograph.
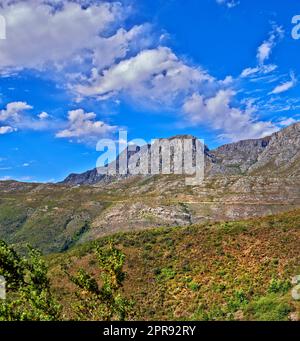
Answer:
[0,241,61,321]
[66,241,133,321]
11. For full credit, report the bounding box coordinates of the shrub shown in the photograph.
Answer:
[0,240,61,321]
[65,241,133,321]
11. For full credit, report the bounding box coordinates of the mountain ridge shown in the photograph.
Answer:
[62,122,300,185]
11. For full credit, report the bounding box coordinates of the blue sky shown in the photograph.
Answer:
[0,0,299,182]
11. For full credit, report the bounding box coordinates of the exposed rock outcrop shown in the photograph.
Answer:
[62,122,300,185]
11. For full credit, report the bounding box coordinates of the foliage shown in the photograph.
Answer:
[49,209,300,321]
[267,278,291,294]
[0,240,61,321]
[1,208,300,321]
[245,294,292,321]
[65,241,133,321]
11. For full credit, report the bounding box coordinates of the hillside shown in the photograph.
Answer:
[48,209,300,321]
[0,123,299,254]
[0,173,299,254]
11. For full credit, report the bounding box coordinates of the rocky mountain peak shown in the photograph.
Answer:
[62,122,300,185]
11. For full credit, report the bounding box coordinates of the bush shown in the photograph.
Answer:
[268,278,291,294]
[65,241,133,321]
[0,240,61,321]
[245,294,291,321]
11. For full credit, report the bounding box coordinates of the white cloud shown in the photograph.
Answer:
[220,75,234,85]
[241,64,277,78]
[183,89,277,141]
[0,1,124,72]
[269,73,297,95]
[257,25,284,65]
[0,102,33,134]
[0,102,60,133]
[0,101,33,121]
[75,47,214,106]
[277,117,297,127]
[0,1,291,144]
[240,26,283,79]
[56,109,117,143]
[38,112,50,120]
[0,176,12,181]
[91,24,153,71]
[0,126,16,134]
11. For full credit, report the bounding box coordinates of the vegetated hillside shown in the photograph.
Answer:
[0,173,299,254]
[48,209,300,321]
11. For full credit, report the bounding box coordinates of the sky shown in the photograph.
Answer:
[0,0,299,182]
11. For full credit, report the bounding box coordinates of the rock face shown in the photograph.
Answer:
[62,122,300,185]
[63,168,103,185]
[62,136,208,185]
[208,137,271,175]
[248,123,300,176]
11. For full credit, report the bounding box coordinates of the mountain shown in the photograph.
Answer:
[1,124,299,322]
[62,122,300,185]
[0,122,299,254]
[248,122,300,176]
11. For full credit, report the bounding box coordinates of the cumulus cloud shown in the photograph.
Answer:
[0,102,33,134]
[0,102,60,133]
[0,1,290,143]
[0,101,33,121]
[0,126,16,134]
[269,72,297,95]
[56,109,117,143]
[0,1,125,72]
[183,89,277,141]
[91,24,153,71]
[75,47,214,106]
[38,112,50,120]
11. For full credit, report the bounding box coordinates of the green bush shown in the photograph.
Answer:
[245,294,291,321]
[268,278,291,294]
[65,241,133,321]
[0,240,61,321]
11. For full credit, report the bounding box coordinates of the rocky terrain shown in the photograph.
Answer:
[62,122,300,184]
[0,122,299,254]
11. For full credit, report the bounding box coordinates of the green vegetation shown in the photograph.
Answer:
[0,241,61,321]
[0,241,132,321]
[0,203,299,321]
[245,294,292,321]
[64,242,133,321]
[45,209,299,321]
